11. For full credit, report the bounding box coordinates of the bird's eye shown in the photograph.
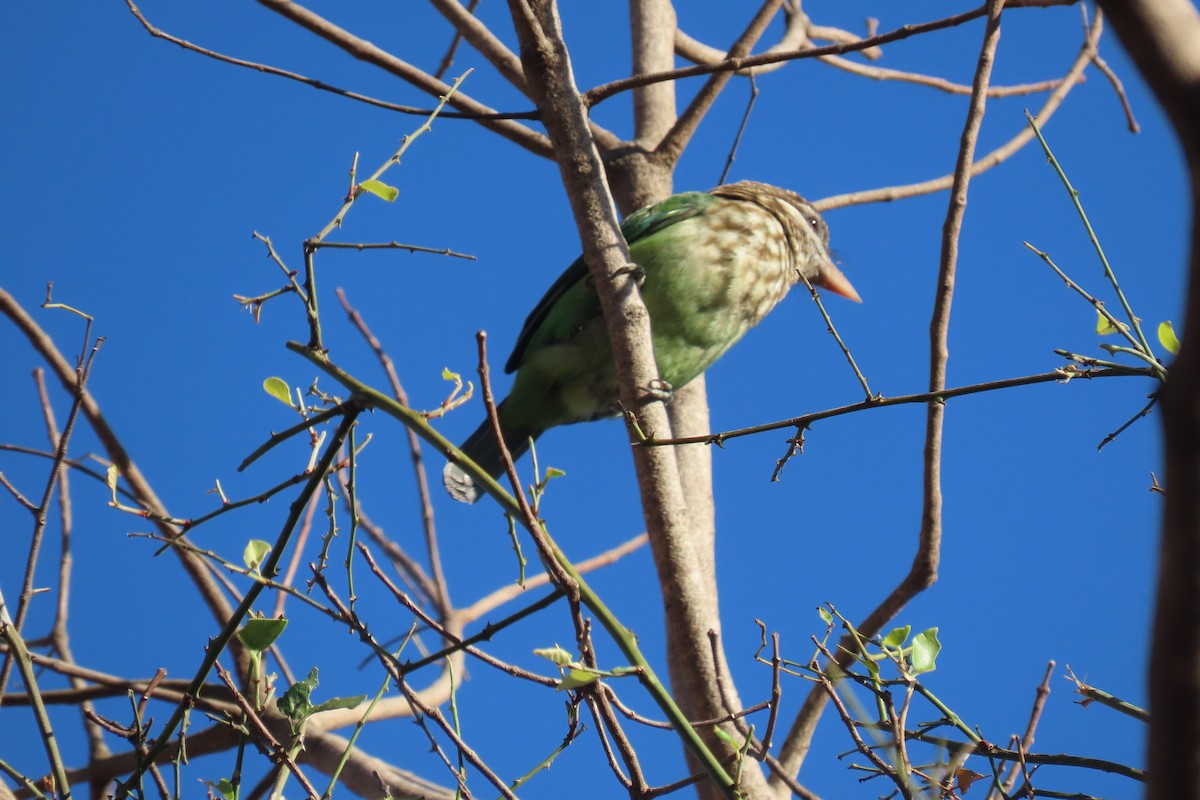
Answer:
[808,217,820,230]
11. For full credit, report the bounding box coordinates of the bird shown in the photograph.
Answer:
[442,180,860,503]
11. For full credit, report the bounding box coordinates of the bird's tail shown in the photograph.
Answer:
[443,402,543,504]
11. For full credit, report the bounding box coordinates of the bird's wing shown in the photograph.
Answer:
[505,192,711,373]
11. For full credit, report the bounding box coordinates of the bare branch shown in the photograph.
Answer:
[336,287,451,617]
[586,1,1075,109]
[656,0,780,166]
[429,0,528,93]
[125,0,538,121]
[817,11,1104,211]
[819,52,1064,96]
[642,366,1142,450]
[254,0,553,156]
[674,6,882,76]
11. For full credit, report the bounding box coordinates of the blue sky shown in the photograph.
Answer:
[1,3,1179,798]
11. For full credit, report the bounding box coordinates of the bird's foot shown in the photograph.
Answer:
[614,262,646,285]
[642,378,673,403]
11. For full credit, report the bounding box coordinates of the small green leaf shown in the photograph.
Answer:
[544,467,566,480]
[1099,309,1123,335]
[310,695,367,715]
[203,778,236,800]
[533,646,575,667]
[910,628,941,675]
[442,367,460,382]
[277,667,319,721]
[359,179,399,202]
[881,626,911,648]
[242,540,272,573]
[237,618,287,653]
[105,464,119,492]
[817,607,833,624]
[1159,320,1181,355]
[263,377,295,407]
[557,669,598,691]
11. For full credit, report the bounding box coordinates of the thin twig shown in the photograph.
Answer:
[797,270,874,400]
[1024,109,1157,359]
[433,0,483,80]
[642,365,1142,450]
[1081,5,1140,132]
[656,0,780,165]
[1097,394,1159,451]
[994,661,1055,798]
[336,288,450,616]
[213,662,322,799]
[757,633,782,760]
[1023,241,1153,364]
[718,73,758,186]
[1064,665,1149,722]
[125,0,540,120]
[311,241,476,259]
[255,0,554,154]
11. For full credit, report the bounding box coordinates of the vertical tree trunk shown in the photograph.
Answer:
[1096,1,1200,796]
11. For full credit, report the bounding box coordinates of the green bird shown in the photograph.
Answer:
[443,180,860,503]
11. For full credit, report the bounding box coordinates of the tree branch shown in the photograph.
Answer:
[254,0,554,156]
[429,0,529,94]
[656,0,780,167]
[816,10,1103,211]
[585,0,1074,109]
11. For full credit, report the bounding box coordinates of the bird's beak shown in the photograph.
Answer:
[812,259,862,303]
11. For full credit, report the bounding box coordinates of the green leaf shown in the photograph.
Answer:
[544,467,566,479]
[881,626,910,648]
[1159,320,1181,355]
[262,377,295,407]
[359,179,399,202]
[277,667,319,721]
[203,778,237,800]
[817,607,833,625]
[1099,311,1123,335]
[533,646,575,667]
[910,628,941,675]
[310,695,368,715]
[105,464,119,492]
[237,618,287,653]
[557,669,598,691]
[242,540,272,573]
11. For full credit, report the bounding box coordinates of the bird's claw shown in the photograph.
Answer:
[614,262,646,285]
[642,378,673,403]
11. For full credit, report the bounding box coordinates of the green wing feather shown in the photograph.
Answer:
[504,192,712,373]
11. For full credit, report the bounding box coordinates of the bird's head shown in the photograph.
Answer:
[713,181,862,304]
